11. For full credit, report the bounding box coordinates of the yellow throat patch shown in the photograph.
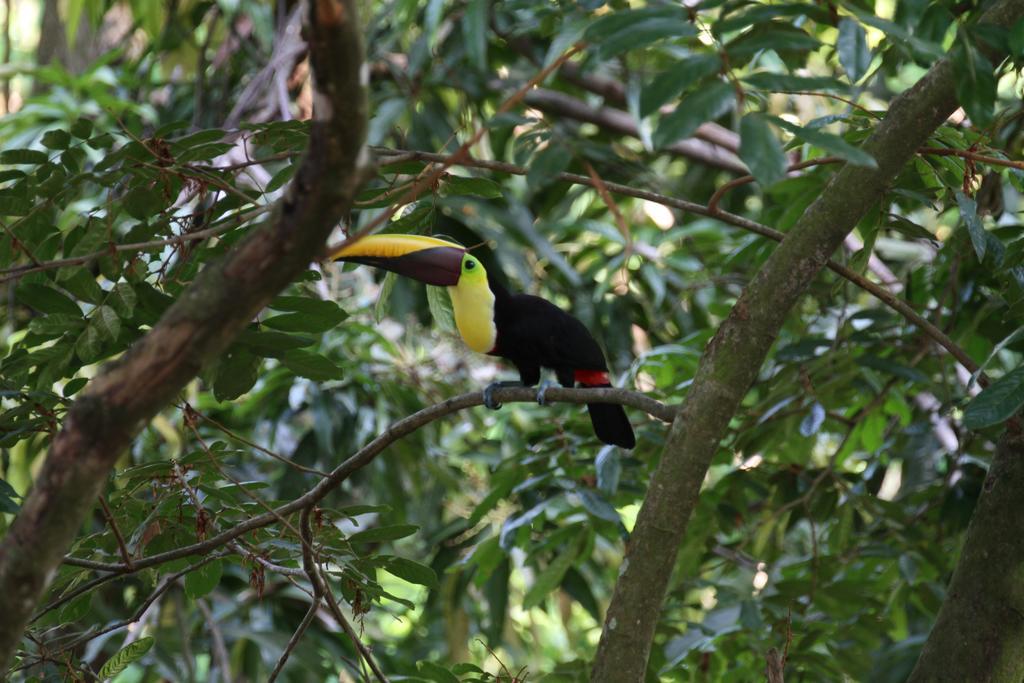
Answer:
[448,254,497,354]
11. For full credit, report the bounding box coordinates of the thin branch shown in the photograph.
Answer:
[97,497,133,570]
[919,146,1024,171]
[267,600,318,683]
[196,599,232,683]
[188,405,329,477]
[370,147,988,387]
[301,507,389,683]
[15,552,228,672]
[707,157,843,213]
[59,387,675,577]
[520,88,747,173]
[0,205,272,284]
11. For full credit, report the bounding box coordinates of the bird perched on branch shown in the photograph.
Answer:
[332,233,635,448]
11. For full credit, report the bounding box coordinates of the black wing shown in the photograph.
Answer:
[494,293,608,373]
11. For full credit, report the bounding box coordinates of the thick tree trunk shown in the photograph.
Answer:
[907,432,1024,682]
[590,0,1024,680]
[0,0,370,670]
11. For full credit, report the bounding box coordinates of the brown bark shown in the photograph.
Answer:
[0,0,370,670]
[907,432,1024,682]
[590,0,1024,679]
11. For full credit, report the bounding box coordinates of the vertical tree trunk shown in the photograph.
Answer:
[590,0,1024,679]
[908,432,1024,682]
[0,0,371,670]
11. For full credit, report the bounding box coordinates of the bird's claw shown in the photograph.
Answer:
[483,382,503,410]
[536,379,556,406]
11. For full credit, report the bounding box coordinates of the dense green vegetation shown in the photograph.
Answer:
[1,0,1023,680]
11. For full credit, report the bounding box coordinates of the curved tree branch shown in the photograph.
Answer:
[0,0,371,669]
[590,1,1024,679]
[38,387,671,621]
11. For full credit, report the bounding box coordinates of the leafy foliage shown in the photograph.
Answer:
[1,0,1023,681]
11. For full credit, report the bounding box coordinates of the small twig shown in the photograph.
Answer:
[301,508,389,683]
[196,599,232,683]
[188,406,329,477]
[97,497,133,570]
[707,157,843,213]
[773,90,876,115]
[0,218,42,266]
[583,160,633,285]
[267,601,318,682]
[918,146,1024,171]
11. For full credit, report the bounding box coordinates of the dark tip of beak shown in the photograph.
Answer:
[350,246,464,286]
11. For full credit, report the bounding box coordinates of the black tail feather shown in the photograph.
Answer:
[584,384,635,449]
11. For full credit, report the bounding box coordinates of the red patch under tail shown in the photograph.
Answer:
[574,369,610,386]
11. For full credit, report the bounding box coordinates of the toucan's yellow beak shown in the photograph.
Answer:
[330,233,467,286]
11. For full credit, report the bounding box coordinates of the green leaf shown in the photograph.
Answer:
[213,348,260,400]
[585,7,696,60]
[0,149,47,165]
[75,324,104,363]
[265,165,296,193]
[963,365,1024,429]
[70,117,94,139]
[739,114,787,188]
[236,329,315,357]
[383,557,439,589]
[837,18,871,83]
[770,116,877,168]
[16,283,81,315]
[462,0,488,70]
[578,489,620,523]
[185,558,223,599]
[0,190,32,216]
[375,270,397,323]
[800,402,825,437]
[0,478,20,513]
[124,185,167,221]
[110,283,137,317]
[653,81,735,149]
[348,524,419,544]
[418,661,461,683]
[280,349,344,381]
[262,302,347,333]
[527,142,572,189]
[595,448,620,494]
[441,175,503,198]
[952,41,996,128]
[94,305,121,341]
[1010,17,1024,57]
[725,23,820,58]
[741,72,849,93]
[957,191,987,261]
[639,54,722,118]
[41,129,71,150]
[29,313,85,337]
[426,285,455,332]
[97,636,154,681]
[523,532,584,609]
[59,268,106,304]
[63,377,88,397]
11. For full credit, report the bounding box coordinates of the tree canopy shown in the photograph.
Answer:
[1,0,1024,681]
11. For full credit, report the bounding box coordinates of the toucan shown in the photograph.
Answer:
[332,233,636,448]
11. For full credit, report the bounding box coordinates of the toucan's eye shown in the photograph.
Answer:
[465,260,476,270]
